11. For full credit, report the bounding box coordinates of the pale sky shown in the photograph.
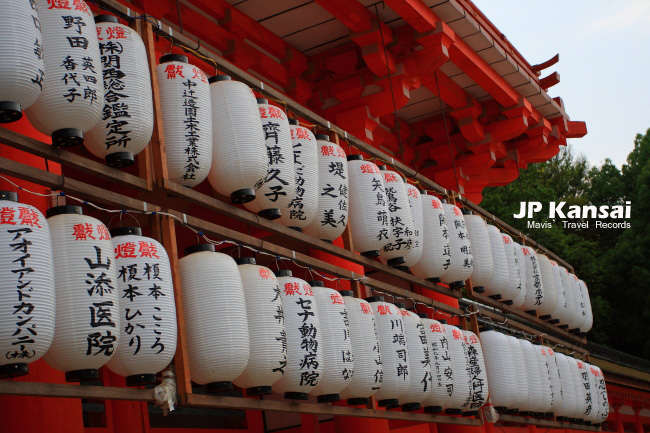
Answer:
[473,0,650,168]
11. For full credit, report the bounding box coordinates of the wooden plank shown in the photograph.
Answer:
[0,381,155,402]
[497,414,601,431]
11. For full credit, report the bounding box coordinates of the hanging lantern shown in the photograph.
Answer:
[584,363,602,424]
[234,258,286,396]
[207,76,267,204]
[461,330,488,415]
[577,280,593,334]
[303,135,348,243]
[308,282,353,403]
[548,260,567,325]
[273,271,324,399]
[479,329,516,413]
[569,273,586,332]
[243,99,295,220]
[485,225,515,303]
[533,343,554,417]
[521,246,544,314]
[440,204,473,290]
[590,364,609,424]
[512,243,527,308]
[397,307,431,412]
[442,322,472,414]
[85,16,154,168]
[105,227,176,386]
[0,191,54,379]
[518,338,544,416]
[403,185,424,268]
[339,293,382,405]
[378,167,414,268]
[179,244,249,392]
[0,0,45,123]
[366,297,410,408]
[278,121,320,230]
[502,235,523,307]
[463,211,493,293]
[345,155,389,258]
[558,266,576,330]
[43,206,119,382]
[536,255,558,320]
[554,352,577,421]
[504,334,529,413]
[411,195,451,283]
[546,348,563,415]
[27,0,103,147]
[569,356,590,422]
[419,318,453,414]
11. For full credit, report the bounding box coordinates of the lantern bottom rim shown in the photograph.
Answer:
[520,411,535,417]
[0,362,28,379]
[473,285,485,293]
[525,310,537,315]
[463,411,479,417]
[401,402,421,412]
[558,324,569,329]
[360,250,380,258]
[53,128,84,148]
[66,369,99,382]
[427,277,441,283]
[246,386,272,397]
[445,409,463,415]
[321,239,332,244]
[106,152,135,169]
[347,397,369,406]
[126,373,157,387]
[548,318,560,324]
[449,281,466,290]
[488,294,502,300]
[424,406,443,414]
[206,381,233,393]
[495,407,509,414]
[288,226,303,233]
[284,392,309,401]
[539,314,552,320]
[377,399,399,408]
[503,300,514,305]
[394,265,410,273]
[0,101,22,124]
[316,393,340,403]
[231,188,256,204]
[507,409,520,414]
[258,208,281,220]
[387,257,406,266]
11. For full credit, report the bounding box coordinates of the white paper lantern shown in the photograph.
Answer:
[569,273,587,332]
[44,206,119,382]
[244,99,295,220]
[397,309,431,411]
[502,235,523,307]
[157,55,212,187]
[442,322,472,414]
[420,318,454,414]
[234,258,286,396]
[378,167,414,267]
[521,247,544,313]
[559,267,576,330]
[504,335,529,412]
[537,255,558,320]
[273,271,324,399]
[441,204,473,289]
[367,297,410,407]
[590,364,609,424]
[303,136,348,242]
[485,225,515,302]
[0,192,54,378]
[0,0,45,123]
[577,279,593,334]
[464,213,493,292]
[179,244,249,392]
[411,195,451,283]
[518,338,544,414]
[461,330,488,415]
[207,76,267,204]
[479,329,516,412]
[346,156,390,258]
[309,282,354,403]
[27,0,103,146]
[85,16,154,168]
[549,260,568,326]
[569,356,590,422]
[512,243,527,308]
[546,347,563,413]
[279,121,319,229]
[584,362,601,423]
[339,293,382,405]
[403,185,424,267]
[533,344,554,415]
[554,352,577,421]
[106,227,176,385]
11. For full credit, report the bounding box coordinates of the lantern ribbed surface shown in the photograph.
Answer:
[441,204,473,287]
[157,59,212,187]
[179,250,249,386]
[273,275,323,398]
[0,197,54,378]
[303,138,348,242]
[0,0,44,122]
[569,357,589,421]
[585,362,601,422]
[370,300,410,404]
[279,125,319,229]
[461,330,488,412]
[244,102,295,217]
[398,310,431,407]
[502,235,523,305]
[44,210,119,380]
[420,319,453,411]
[479,330,516,410]
[504,335,529,411]
[410,195,450,281]
[512,243,527,308]
[234,262,286,393]
[534,344,553,413]
[578,280,593,333]
[85,20,154,166]
[464,214,493,289]
[537,255,558,318]
[485,225,514,301]
[28,0,104,144]
[346,158,389,256]
[207,79,267,203]
[339,296,382,401]
[443,324,472,412]
[378,168,414,265]
[310,287,354,400]
[521,247,544,312]
[518,338,544,413]
[403,185,424,267]
[106,233,176,383]
[591,364,609,423]
[554,352,577,419]
[546,348,562,412]
[569,273,586,331]
[549,261,568,325]
[559,267,576,328]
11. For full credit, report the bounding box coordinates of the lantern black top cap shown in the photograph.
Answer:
[274,269,292,277]
[288,118,299,125]
[365,295,384,303]
[462,208,472,215]
[159,54,188,64]
[208,75,231,83]
[256,98,268,104]
[0,191,18,203]
[440,199,447,204]
[417,313,428,318]
[46,205,83,218]
[339,290,354,297]
[439,319,448,324]
[378,165,387,170]
[347,154,363,161]
[394,302,407,309]
[109,227,142,237]
[184,243,215,256]
[419,189,427,194]
[95,15,119,24]
[307,280,324,287]
[235,257,256,265]
[315,134,330,141]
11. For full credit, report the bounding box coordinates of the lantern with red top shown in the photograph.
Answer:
[440,205,474,290]
[377,166,414,268]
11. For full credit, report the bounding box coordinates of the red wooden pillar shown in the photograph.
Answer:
[634,407,644,433]
[614,404,624,433]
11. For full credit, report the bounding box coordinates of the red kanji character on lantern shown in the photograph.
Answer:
[96,27,103,41]
[522,247,530,256]
[164,64,184,79]
[407,188,419,198]
[259,268,272,280]
[451,329,462,340]
[577,361,584,369]
[0,207,16,225]
[541,348,546,356]
[330,293,343,305]
[293,128,310,140]
[48,0,71,10]
[302,283,313,296]
[548,348,554,355]
[336,147,346,158]
[360,302,372,314]
[139,241,159,258]
[377,305,392,316]
[470,335,479,344]
[283,282,301,296]
[453,207,462,216]
[360,163,374,174]
[97,224,110,240]
[18,207,42,228]
[259,107,268,118]
[430,323,443,332]
[72,223,95,240]
[191,67,207,83]
[431,199,441,209]
[399,309,409,316]
[321,146,334,157]
[73,0,91,14]
[107,26,126,40]
[502,235,511,244]
[268,106,283,119]
[115,242,137,259]
[384,173,397,182]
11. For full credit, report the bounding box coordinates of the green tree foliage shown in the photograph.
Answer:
[480,130,650,356]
